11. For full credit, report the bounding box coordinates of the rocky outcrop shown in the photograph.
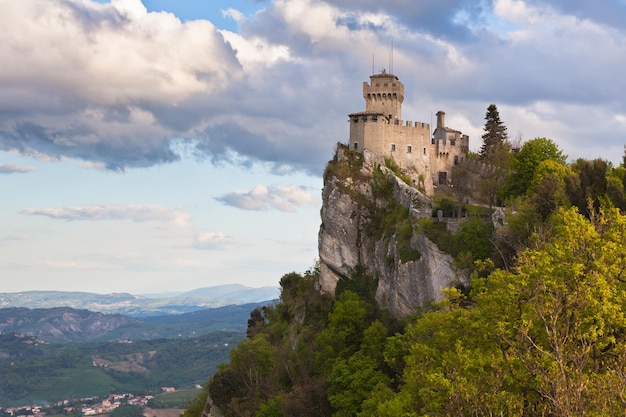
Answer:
[201,394,224,417]
[318,145,465,317]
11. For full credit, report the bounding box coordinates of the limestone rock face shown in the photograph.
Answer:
[318,146,464,317]
[201,394,223,417]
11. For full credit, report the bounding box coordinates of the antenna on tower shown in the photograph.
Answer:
[372,53,375,74]
[390,41,394,74]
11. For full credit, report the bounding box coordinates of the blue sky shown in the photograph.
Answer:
[1,0,626,294]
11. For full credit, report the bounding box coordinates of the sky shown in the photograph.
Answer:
[1,0,626,294]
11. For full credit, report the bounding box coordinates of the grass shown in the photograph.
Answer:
[24,366,118,405]
[150,389,203,408]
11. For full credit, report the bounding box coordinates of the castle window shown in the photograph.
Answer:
[423,147,426,154]
[362,116,367,122]
[372,116,378,122]
[450,138,456,146]
[354,143,358,150]
[391,144,396,151]
[407,145,412,153]
[353,117,358,123]
[431,137,435,144]
[454,155,459,165]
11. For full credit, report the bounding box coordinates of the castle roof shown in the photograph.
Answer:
[348,110,388,118]
[369,70,399,80]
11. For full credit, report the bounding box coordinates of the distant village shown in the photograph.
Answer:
[0,388,184,417]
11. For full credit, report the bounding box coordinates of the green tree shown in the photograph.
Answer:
[477,105,511,206]
[527,159,572,219]
[475,207,626,415]
[505,137,567,198]
[452,216,494,263]
[315,291,369,372]
[384,207,626,416]
[111,405,144,417]
[478,141,512,207]
[479,104,508,159]
[388,289,524,416]
[450,162,472,217]
[565,158,615,216]
[328,352,389,417]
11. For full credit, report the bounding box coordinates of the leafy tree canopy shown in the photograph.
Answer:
[111,405,143,417]
[505,137,567,198]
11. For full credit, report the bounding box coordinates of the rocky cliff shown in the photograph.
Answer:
[317,145,465,317]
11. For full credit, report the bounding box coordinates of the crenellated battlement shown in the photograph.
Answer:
[393,119,430,130]
[349,113,430,131]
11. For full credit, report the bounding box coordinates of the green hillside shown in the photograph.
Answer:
[0,331,244,407]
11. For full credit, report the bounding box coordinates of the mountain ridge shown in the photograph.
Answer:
[0,303,266,343]
[0,284,279,317]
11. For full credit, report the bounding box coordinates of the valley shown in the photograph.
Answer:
[0,286,276,408]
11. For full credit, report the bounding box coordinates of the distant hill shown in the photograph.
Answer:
[0,303,267,343]
[178,284,281,303]
[0,284,280,316]
[0,331,244,407]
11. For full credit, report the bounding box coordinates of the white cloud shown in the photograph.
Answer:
[0,0,243,169]
[1,0,626,171]
[20,204,190,224]
[193,232,236,250]
[222,8,245,23]
[0,163,36,174]
[493,0,543,26]
[216,184,318,212]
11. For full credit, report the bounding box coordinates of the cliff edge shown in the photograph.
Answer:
[317,144,465,317]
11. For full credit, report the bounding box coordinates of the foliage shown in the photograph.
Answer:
[335,266,378,306]
[0,331,243,407]
[110,405,144,417]
[417,218,454,254]
[323,145,370,206]
[449,163,472,216]
[505,137,567,198]
[187,154,626,417]
[384,156,411,185]
[396,220,421,263]
[565,158,618,217]
[527,159,572,219]
[452,216,494,262]
[206,270,335,417]
[151,388,203,409]
[371,163,394,201]
[480,104,508,158]
[479,140,512,207]
[431,197,456,217]
[381,207,626,416]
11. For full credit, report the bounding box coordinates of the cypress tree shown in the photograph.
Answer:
[480,104,508,158]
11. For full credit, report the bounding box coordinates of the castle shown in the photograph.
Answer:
[348,70,469,195]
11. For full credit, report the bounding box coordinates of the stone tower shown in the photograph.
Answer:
[362,69,404,122]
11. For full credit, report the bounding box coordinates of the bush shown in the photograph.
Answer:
[417,218,454,254]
